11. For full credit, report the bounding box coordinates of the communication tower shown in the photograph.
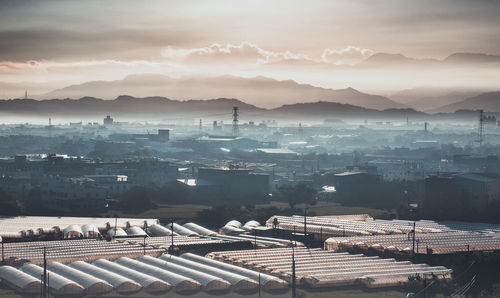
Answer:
[478,109,484,146]
[232,106,239,137]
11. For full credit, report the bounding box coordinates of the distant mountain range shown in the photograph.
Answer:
[390,87,485,111]
[0,94,491,122]
[41,74,405,110]
[430,91,500,113]
[361,52,500,67]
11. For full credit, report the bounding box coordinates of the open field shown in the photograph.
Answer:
[258,201,392,218]
[101,201,392,223]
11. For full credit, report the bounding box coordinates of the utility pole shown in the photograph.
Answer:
[304,208,308,248]
[258,271,261,298]
[478,109,484,147]
[291,241,296,298]
[412,221,416,262]
[254,229,257,249]
[43,247,47,298]
[170,218,175,252]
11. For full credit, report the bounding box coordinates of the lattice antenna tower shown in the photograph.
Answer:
[232,106,239,137]
[478,109,484,146]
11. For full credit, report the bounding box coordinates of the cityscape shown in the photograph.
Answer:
[1,1,500,297]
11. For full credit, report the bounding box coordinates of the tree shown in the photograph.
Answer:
[156,181,191,204]
[118,186,154,213]
[0,187,21,215]
[279,183,317,210]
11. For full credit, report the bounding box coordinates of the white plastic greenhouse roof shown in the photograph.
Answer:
[0,265,41,295]
[116,256,201,293]
[183,222,217,236]
[69,261,142,294]
[93,258,171,294]
[0,216,158,238]
[325,231,500,255]
[1,239,165,265]
[0,252,289,296]
[165,223,199,237]
[208,247,452,289]
[21,263,85,296]
[266,215,500,237]
[47,261,113,295]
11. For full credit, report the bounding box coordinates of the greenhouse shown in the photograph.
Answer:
[81,224,100,238]
[265,215,500,238]
[182,253,289,291]
[125,226,148,236]
[0,216,158,239]
[47,261,113,295]
[0,265,41,295]
[324,231,500,254]
[107,227,127,238]
[93,258,171,294]
[208,247,452,289]
[183,222,218,236]
[1,239,164,265]
[148,223,178,236]
[165,223,199,236]
[145,255,232,292]
[163,254,258,292]
[69,261,142,294]
[21,264,85,296]
[62,225,84,239]
[115,256,202,293]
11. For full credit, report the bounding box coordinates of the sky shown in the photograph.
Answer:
[1,0,500,97]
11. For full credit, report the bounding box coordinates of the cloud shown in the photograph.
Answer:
[321,46,374,65]
[162,42,316,65]
[162,42,374,66]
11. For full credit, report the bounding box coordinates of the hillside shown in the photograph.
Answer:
[390,87,483,111]
[431,91,500,113]
[42,74,405,110]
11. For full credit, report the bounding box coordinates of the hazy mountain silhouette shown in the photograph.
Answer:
[360,53,439,67]
[42,74,405,110]
[390,87,484,111]
[431,91,500,113]
[0,95,487,122]
[360,52,500,68]
[0,96,263,119]
[443,53,500,64]
[270,101,427,119]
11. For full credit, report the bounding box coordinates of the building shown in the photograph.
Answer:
[84,175,131,196]
[180,168,270,203]
[333,171,381,204]
[424,172,500,219]
[127,160,178,186]
[254,148,298,159]
[367,159,424,181]
[40,176,108,212]
[103,115,114,126]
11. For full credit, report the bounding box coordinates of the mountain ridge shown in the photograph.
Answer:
[40,74,405,110]
[0,95,488,122]
[430,91,500,113]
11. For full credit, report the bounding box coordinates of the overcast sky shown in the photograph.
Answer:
[1,0,500,95]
